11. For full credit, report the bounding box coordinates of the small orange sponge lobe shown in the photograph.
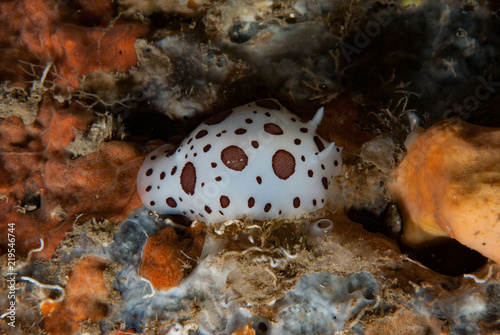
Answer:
[42,257,111,335]
[140,225,205,290]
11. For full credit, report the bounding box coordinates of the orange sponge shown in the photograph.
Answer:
[0,0,147,89]
[41,257,110,335]
[0,98,153,259]
[389,119,500,263]
[231,324,256,335]
[139,225,205,290]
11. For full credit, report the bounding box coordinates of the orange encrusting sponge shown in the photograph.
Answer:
[389,119,500,264]
[139,225,205,291]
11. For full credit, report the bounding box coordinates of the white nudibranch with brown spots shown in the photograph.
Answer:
[137,99,343,223]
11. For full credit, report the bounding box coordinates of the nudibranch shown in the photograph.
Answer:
[137,99,343,223]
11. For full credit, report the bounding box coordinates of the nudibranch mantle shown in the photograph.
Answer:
[137,99,343,223]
